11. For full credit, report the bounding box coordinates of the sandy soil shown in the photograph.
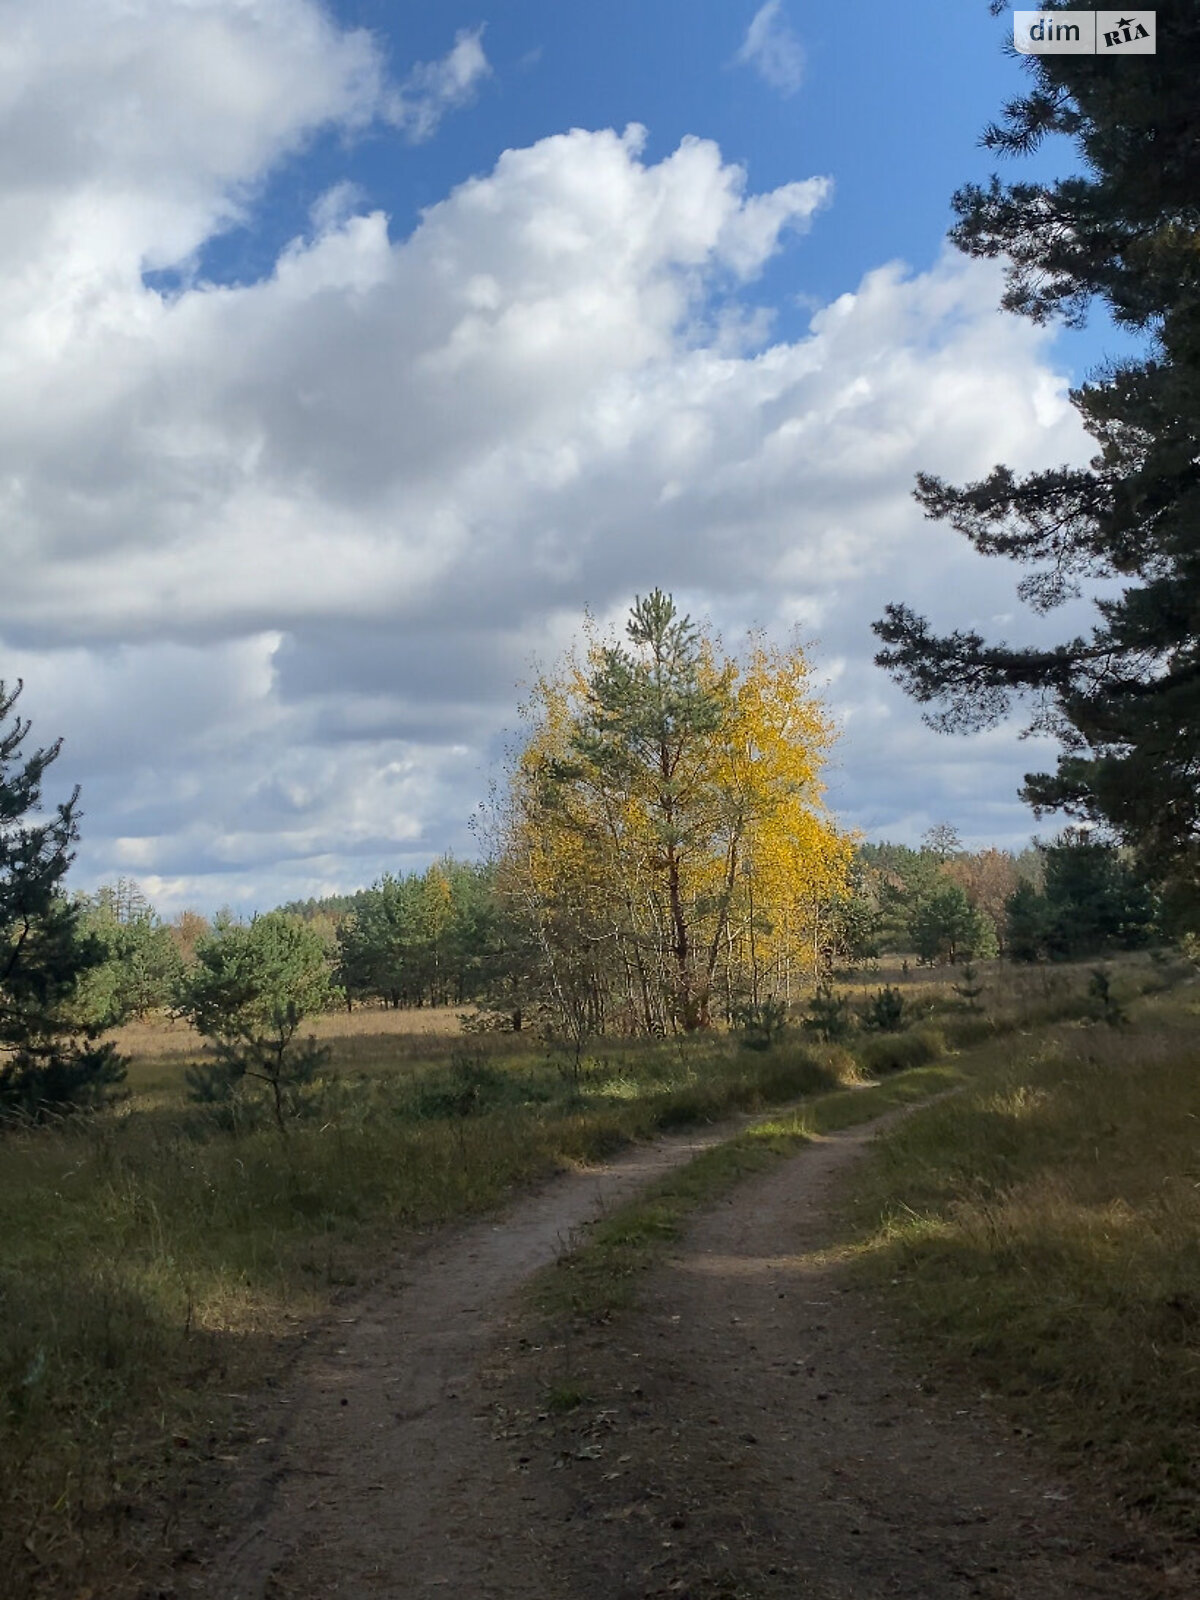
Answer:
[507,1115,1187,1598]
[171,1109,1186,1600]
[175,1122,742,1600]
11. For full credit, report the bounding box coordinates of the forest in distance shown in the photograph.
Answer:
[70,822,1162,1025]
[0,585,1174,1130]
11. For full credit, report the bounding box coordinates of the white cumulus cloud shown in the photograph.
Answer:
[386,25,492,144]
[1,2,1092,913]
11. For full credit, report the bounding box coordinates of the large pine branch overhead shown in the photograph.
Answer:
[873,2,1200,886]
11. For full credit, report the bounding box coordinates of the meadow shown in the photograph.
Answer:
[0,952,1183,1594]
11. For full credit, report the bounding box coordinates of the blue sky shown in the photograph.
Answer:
[1,1,1130,914]
[194,1,1119,369]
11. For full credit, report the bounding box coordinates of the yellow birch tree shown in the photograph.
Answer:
[499,591,851,1033]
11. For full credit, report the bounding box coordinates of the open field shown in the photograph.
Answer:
[0,951,1188,1596]
[108,951,1164,1098]
[107,1003,485,1099]
[3,1008,849,1595]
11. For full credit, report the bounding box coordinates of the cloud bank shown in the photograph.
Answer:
[3,1,1089,913]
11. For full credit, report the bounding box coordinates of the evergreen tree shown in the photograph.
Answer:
[1005,879,1049,963]
[72,880,182,1026]
[874,4,1200,893]
[0,682,125,1117]
[1004,830,1157,960]
[908,881,993,966]
[504,592,849,1034]
[176,912,338,1130]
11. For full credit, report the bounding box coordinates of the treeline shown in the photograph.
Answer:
[843,826,1159,967]
[65,829,1164,1043]
[0,598,1178,1123]
[298,861,505,1011]
[64,863,505,1028]
[60,592,861,1042]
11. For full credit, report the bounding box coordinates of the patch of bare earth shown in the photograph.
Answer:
[167,1110,1189,1599]
[501,1115,1191,1600]
[170,1124,742,1600]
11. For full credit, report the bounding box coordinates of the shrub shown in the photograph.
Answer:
[803,981,854,1043]
[856,1026,945,1077]
[1088,966,1128,1027]
[730,998,789,1050]
[0,1040,127,1126]
[411,1051,514,1119]
[952,962,985,1011]
[862,985,906,1032]
[175,914,339,1131]
[184,1021,331,1129]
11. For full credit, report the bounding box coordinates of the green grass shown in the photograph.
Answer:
[0,1025,845,1598]
[3,952,1185,1593]
[843,984,1200,1536]
[532,1061,964,1326]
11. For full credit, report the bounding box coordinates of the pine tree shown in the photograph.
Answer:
[1003,829,1157,960]
[874,4,1200,895]
[0,682,125,1118]
[503,593,850,1033]
[952,962,984,1012]
[176,912,338,1131]
[908,881,992,966]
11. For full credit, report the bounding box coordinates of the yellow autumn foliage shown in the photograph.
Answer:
[499,594,852,1032]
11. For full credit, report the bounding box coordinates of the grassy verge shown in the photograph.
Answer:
[842,985,1200,1538]
[4,953,1183,1592]
[532,1062,964,1327]
[0,1030,844,1597]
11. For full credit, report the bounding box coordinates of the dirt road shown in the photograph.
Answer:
[509,1115,1182,1598]
[180,1110,1181,1599]
[185,1122,740,1600]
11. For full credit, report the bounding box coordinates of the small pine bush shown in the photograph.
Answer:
[1088,967,1128,1027]
[952,962,985,1011]
[856,1026,945,1077]
[730,998,788,1051]
[803,981,854,1043]
[862,985,906,1032]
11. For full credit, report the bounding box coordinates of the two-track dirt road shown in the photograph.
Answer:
[177,1109,1184,1600]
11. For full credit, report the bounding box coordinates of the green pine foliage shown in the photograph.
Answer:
[874,10,1200,897]
[1005,830,1157,962]
[174,912,339,1130]
[334,860,505,1011]
[952,962,984,1012]
[70,879,182,1027]
[908,882,995,966]
[862,985,906,1032]
[0,681,127,1121]
[803,980,853,1043]
[730,997,789,1051]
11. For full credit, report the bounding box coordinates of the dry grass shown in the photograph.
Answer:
[5,953,1188,1594]
[110,1004,480,1097]
[0,1017,852,1598]
[845,982,1200,1536]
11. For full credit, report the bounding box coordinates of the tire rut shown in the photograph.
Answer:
[184,1120,757,1599]
[501,1112,1186,1599]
